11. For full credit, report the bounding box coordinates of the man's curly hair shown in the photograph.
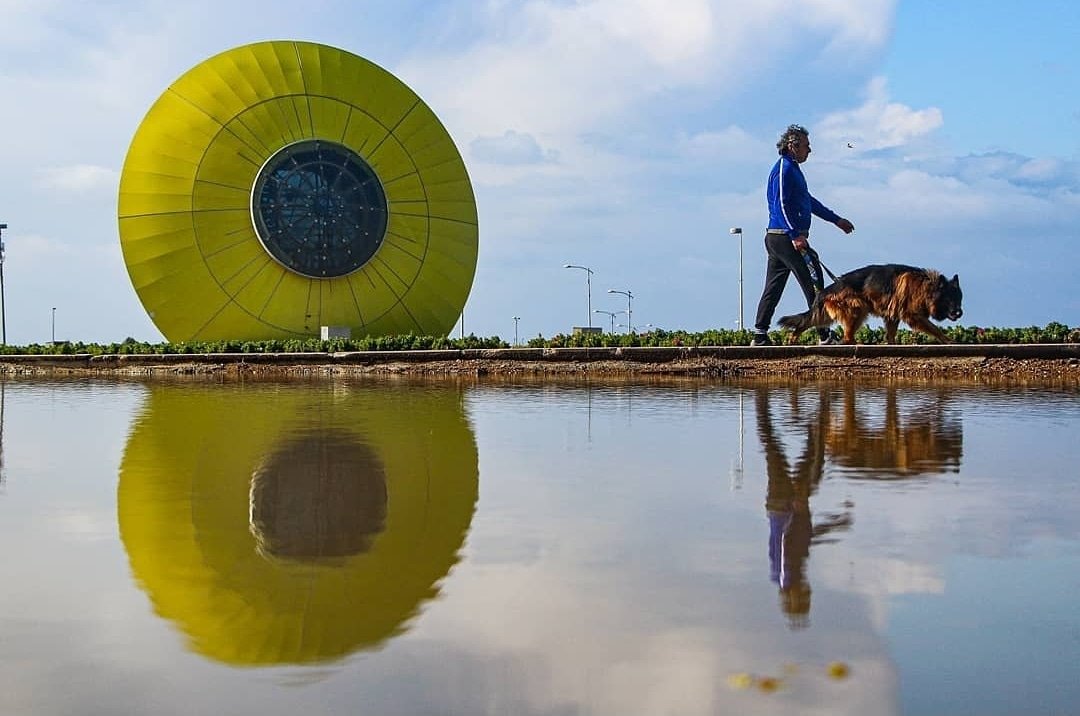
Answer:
[776,124,809,155]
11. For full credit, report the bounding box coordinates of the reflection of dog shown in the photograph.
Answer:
[779,264,963,344]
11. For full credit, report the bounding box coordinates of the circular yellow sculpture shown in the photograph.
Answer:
[118,385,478,665]
[118,41,477,341]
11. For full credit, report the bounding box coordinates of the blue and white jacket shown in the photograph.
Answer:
[767,154,840,239]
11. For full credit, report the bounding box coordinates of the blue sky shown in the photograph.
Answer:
[1,0,1078,344]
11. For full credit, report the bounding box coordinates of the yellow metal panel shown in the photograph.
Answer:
[139,276,232,342]
[205,238,267,288]
[341,111,391,157]
[192,180,249,212]
[192,300,294,341]
[218,253,276,296]
[118,190,192,217]
[192,209,255,258]
[257,271,320,335]
[231,100,306,154]
[347,268,399,324]
[296,41,416,130]
[385,213,429,248]
[306,96,352,141]
[423,178,474,203]
[316,280,365,329]
[370,240,423,289]
[428,200,479,225]
[381,172,426,204]
[196,130,263,189]
[358,302,424,337]
[367,134,417,183]
[230,262,288,318]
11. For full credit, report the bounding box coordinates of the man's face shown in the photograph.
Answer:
[789,134,811,163]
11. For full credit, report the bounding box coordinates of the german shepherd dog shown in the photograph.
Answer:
[778,264,963,344]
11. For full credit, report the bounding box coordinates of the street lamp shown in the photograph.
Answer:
[593,309,618,334]
[512,316,520,346]
[729,227,743,331]
[0,223,7,345]
[563,264,594,327]
[607,289,632,334]
[51,307,56,344]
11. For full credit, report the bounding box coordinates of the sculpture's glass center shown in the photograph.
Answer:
[252,140,387,278]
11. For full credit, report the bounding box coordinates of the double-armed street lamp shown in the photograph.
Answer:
[512,316,520,346]
[593,309,618,334]
[729,227,744,331]
[607,289,633,334]
[563,264,594,328]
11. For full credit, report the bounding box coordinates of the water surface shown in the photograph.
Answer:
[1,378,1077,715]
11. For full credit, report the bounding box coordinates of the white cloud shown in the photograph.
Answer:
[34,164,119,193]
[675,126,768,163]
[470,130,558,165]
[401,0,896,148]
[817,77,943,152]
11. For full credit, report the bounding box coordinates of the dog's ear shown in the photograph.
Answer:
[950,274,960,286]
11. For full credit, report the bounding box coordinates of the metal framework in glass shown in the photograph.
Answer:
[252,140,388,278]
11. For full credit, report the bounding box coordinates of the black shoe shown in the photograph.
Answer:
[750,333,772,347]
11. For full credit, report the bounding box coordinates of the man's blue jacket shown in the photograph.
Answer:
[767,155,840,239]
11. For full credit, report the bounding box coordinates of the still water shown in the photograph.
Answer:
[1,378,1078,716]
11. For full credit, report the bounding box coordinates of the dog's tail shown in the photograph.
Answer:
[778,294,832,336]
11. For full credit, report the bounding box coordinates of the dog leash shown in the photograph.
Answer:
[806,247,839,282]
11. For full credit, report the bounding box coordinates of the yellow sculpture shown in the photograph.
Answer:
[119,41,477,341]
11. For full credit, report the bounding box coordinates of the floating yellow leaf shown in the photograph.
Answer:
[827,661,851,679]
[726,673,753,690]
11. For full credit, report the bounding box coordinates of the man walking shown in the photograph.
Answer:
[752,124,854,346]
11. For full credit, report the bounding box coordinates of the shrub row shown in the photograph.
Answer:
[1,322,1075,355]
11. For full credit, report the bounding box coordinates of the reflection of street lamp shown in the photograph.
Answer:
[564,264,594,327]
[512,316,520,346]
[607,289,632,334]
[729,227,743,331]
[730,389,744,491]
[593,309,617,334]
[51,307,56,344]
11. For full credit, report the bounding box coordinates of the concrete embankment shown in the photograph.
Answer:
[1,344,1078,381]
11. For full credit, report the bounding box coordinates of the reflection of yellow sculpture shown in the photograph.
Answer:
[118,41,477,341]
[118,385,477,665]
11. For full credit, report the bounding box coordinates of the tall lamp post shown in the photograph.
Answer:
[593,309,617,334]
[51,307,56,344]
[729,227,743,331]
[563,264,594,327]
[607,289,633,334]
[512,316,520,346]
[0,223,7,345]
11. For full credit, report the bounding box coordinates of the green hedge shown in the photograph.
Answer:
[1,323,1076,355]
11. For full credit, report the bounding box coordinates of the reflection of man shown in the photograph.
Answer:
[756,387,850,629]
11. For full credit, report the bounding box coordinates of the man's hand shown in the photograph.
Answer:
[835,218,855,234]
[792,235,809,252]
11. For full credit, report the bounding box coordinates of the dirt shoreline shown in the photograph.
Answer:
[1,346,1078,382]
